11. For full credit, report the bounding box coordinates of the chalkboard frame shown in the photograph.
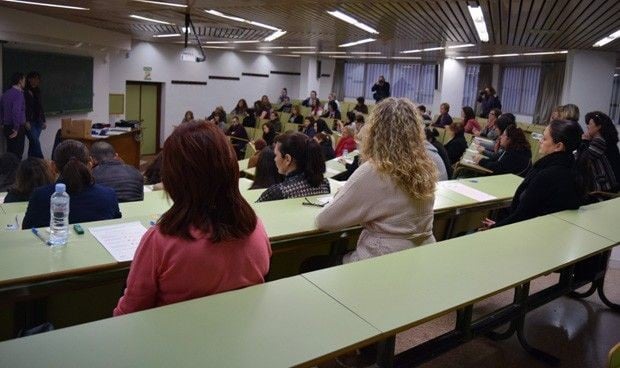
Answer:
[2,47,94,115]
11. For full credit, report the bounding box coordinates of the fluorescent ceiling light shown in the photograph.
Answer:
[291,51,318,54]
[466,55,491,59]
[593,29,620,47]
[133,0,187,8]
[391,56,422,60]
[248,21,280,31]
[240,50,272,54]
[1,0,89,10]
[259,46,286,49]
[233,40,260,44]
[205,9,245,23]
[130,14,172,24]
[492,53,519,58]
[276,54,301,58]
[204,41,230,44]
[447,44,476,49]
[202,46,235,50]
[153,33,181,38]
[181,27,191,34]
[349,52,382,55]
[401,46,445,54]
[264,30,287,42]
[326,10,379,34]
[521,50,567,56]
[319,51,346,54]
[339,38,376,48]
[287,46,316,49]
[468,4,489,42]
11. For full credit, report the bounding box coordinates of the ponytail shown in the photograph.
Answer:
[305,138,326,187]
[275,132,326,187]
[53,140,94,194]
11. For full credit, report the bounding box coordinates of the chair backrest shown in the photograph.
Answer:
[244,142,256,160]
[279,112,291,125]
[609,342,620,368]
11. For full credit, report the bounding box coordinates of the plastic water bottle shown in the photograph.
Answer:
[49,183,70,246]
[342,149,349,158]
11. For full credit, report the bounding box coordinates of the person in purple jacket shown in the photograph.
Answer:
[0,72,27,159]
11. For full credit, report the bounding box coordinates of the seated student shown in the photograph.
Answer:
[277,96,292,113]
[558,103,580,123]
[309,98,323,116]
[477,113,516,158]
[268,111,282,133]
[481,120,584,229]
[425,127,452,179]
[302,90,320,108]
[335,125,357,157]
[248,139,267,168]
[144,152,162,186]
[207,106,227,123]
[432,102,453,127]
[321,100,341,120]
[114,122,271,316]
[315,118,333,135]
[0,152,20,192]
[416,104,432,121]
[314,132,335,160]
[249,147,282,190]
[425,139,448,181]
[242,108,257,127]
[288,105,303,124]
[323,92,341,111]
[301,116,317,138]
[22,140,121,229]
[474,108,501,140]
[4,157,54,203]
[351,96,368,115]
[475,125,532,176]
[232,98,249,116]
[256,132,330,202]
[181,110,194,124]
[462,106,481,134]
[254,96,272,119]
[316,97,436,263]
[261,122,277,146]
[444,122,468,165]
[90,142,144,202]
[226,116,250,160]
[577,111,620,193]
[278,87,288,104]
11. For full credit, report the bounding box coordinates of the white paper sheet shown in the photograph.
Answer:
[89,221,148,262]
[442,182,497,202]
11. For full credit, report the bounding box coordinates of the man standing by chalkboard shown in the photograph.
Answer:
[0,73,26,159]
[25,72,45,159]
[371,75,390,103]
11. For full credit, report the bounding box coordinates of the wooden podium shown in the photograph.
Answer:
[62,130,142,168]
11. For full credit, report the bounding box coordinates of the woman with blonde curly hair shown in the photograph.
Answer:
[315,97,437,263]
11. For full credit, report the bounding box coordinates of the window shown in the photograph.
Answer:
[462,64,480,107]
[343,62,434,105]
[610,74,620,122]
[500,65,541,115]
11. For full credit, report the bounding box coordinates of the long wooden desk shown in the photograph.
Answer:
[0,200,617,367]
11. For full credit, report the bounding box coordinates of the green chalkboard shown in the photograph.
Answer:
[2,48,93,115]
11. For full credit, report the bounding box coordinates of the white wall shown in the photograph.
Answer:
[109,42,302,146]
[298,56,335,101]
[439,59,466,118]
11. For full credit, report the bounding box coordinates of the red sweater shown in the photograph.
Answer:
[114,219,271,316]
[464,118,481,134]
[335,136,357,157]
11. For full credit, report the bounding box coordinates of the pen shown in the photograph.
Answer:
[31,228,50,246]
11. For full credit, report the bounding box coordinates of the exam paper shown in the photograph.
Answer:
[89,221,148,262]
[442,182,497,202]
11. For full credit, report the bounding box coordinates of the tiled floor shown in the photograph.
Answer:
[321,262,620,368]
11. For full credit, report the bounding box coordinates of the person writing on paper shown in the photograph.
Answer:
[114,122,271,315]
[22,140,121,229]
[256,132,330,202]
[316,98,437,263]
[480,120,584,230]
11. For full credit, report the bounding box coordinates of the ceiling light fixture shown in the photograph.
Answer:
[291,51,318,54]
[468,4,489,42]
[130,14,172,25]
[205,9,286,42]
[520,50,567,56]
[326,10,379,34]
[2,0,89,10]
[319,51,347,54]
[339,38,376,48]
[401,46,445,54]
[153,33,181,38]
[447,44,476,49]
[276,54,301,58]
[233,40,261,44]
[391,56,423,60]
[349,51,382,55]
[240,50,272,54]
[259,46,286,49]
[202,46,235,50]
[287,46,316,49]
[133,0,187,8]
[492,53,520,58]
[593,29,620,47]
[264,30,287,42]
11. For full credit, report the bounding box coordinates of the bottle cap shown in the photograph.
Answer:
[55,183,66,193]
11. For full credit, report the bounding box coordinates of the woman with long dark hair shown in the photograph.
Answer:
[4,157,54,203]
[577,111,620,193]
[249,147,282,190]
[462,106,480,134]
[114,122,271,315]
[22,140,121,229]
[475,125,532,176]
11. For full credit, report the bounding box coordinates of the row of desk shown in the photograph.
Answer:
[0,197,617,367]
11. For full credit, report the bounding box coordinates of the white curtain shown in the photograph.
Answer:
[462,64,480,107]
[392,64,421,103]
[501,65,541,115]
[417,64,435,105]
[343,62,365,99]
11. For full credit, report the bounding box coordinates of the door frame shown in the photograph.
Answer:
[126,81,162,154]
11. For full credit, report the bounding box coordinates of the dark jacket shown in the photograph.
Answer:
[92,160,144,202]
[444,134,468,165]
[432,113,453,128]
[24,87,45,124]
[577,137,620,192]
[4,190,30,203]
[371,82,390,102]
[479,148,532,176]
[321,110,341,120]
[289,114,303,124]
[494,151,582,228]
[319,139,335,160]
[302,126,317,139]
[22,182,122,229]
[478,95,502,118]
[431,140,453,179]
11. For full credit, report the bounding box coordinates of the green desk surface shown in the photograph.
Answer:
[303,215,615,334]
[238,158,250,171]
[437,174,522,208]
[553,198,620,242]
[0,276,380,368]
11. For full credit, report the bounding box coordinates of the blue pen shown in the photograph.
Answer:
[469,179,478,183]
[31,228,50,246]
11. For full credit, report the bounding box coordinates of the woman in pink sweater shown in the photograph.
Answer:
[114,122,271,316]
[462,106,481,134]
